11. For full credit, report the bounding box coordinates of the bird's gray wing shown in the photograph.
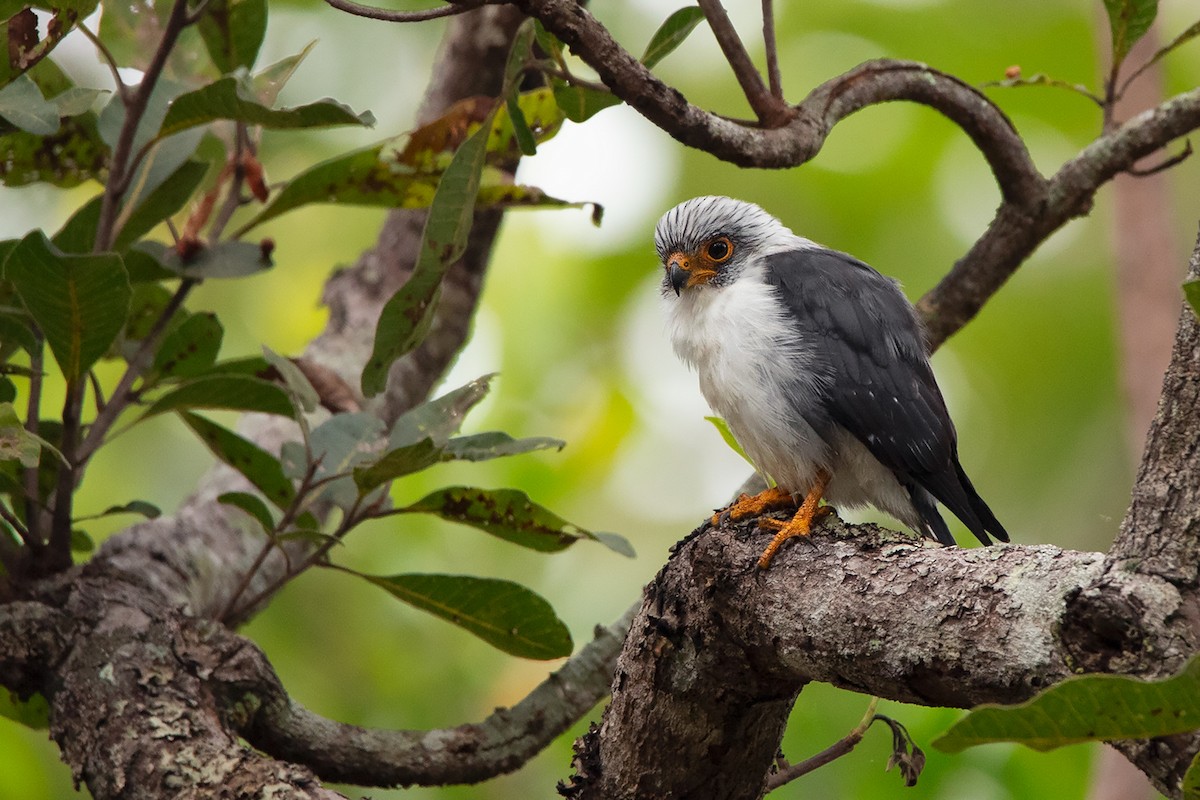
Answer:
[763,247,1004,544]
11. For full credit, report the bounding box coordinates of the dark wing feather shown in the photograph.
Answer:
[763,247,1008,545]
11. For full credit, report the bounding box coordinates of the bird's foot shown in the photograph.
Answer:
[756,475,831,569]
[712,486,795,527]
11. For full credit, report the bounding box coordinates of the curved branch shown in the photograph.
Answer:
[322,0,481,23]
[233,605,636,785]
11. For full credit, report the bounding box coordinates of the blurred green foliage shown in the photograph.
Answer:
[2,0,1198,797]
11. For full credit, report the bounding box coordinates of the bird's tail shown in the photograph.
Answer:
[953,461,1010,544]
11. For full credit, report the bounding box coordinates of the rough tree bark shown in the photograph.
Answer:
[4,3,1200,799]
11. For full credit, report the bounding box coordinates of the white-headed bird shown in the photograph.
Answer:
[655,196,1008,568]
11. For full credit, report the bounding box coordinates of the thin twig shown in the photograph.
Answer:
[766,697,879,790]
[695,0,789,125]
[1127,138,1192,176]
[208,125,249,243]
[761,0,782,101]
[0,498,35,550]
[321,0,481,23]
[75,279,198,465]
[47,379,83,569]
[93,0,194,253]
[76,22,129,105]
[22,332,43,547]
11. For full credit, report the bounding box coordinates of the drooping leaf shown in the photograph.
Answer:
[442,431,564,462]
[641,6,706,69]
[0,73,59,134]
[114,158,211,251]
[152,312,223,379]
[352,438,443,494]
[141,374,294,419]
[4,231,130,380]
[934,654,1200,753]
[397,485,633,557]
[359,572,573,659]
[179,411,295,509]
[550,80,621,123]
[218,490,275,534]
[389,374,494,448]
[262,347,318,414]
[158,77,374,140]
[136,239,274,279]
[361,104,497,397]
[197,0,267,73]
[704,415,764,476]
[1103,0,1159,64]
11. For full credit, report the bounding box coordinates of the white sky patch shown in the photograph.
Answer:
[513,105,679,254]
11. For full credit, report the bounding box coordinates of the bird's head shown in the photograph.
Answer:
[654,196,795,296]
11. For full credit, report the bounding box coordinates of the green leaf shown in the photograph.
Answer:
[641,6,706,69]
[250,41,316,106]
[294,412,386,511]
[262,346,318,414]
[122,283,175,342]
[0,311,37,353]
[0,111,106,187]
[1103,0,1159,64]
[0,689,49,730]
[360,572,573,659]
[502,21,538,156]
[1185,279,1200,318]
[218,490,275,534]
[50,87,103,117]
[141,374,294,419]
[361,104,497,397]
[114,158,210,251]
[159,77,374,139]
[1184,749,1200,800]
[397,485,631,556]
[352,438,442,494]
[0,6,91,88]
[4,231,130,380]
[1139,19,1200,76]
[0,401,65,468]
[389,374,494,447]
[197,0,268,74]
[934,655,1200,753]
[179,412,295,509]
[73,499,162,522]
[704,415,768,481]
[136,240,274,279]
[0,401,39,467]
[0,73,58,134]
[70,527,94,552]
[152,312,224,379]
[442,431,564,462]
[550,80,621,123]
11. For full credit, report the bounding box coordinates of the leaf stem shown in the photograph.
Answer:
[75,278,198,465]
[766,697,880,790]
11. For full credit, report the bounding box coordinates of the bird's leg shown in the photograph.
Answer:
[756,470,831,569]
[712,485,795,526]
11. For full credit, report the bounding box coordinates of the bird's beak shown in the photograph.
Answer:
[666,252,690,296]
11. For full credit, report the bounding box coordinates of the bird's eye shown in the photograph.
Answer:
[706,237,733,262]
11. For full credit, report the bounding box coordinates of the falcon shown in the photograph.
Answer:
[655,196,1009,568]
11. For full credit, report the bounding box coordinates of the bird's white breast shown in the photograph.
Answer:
[663,265,829,490]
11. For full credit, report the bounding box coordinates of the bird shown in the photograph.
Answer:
[654,196,1008,568]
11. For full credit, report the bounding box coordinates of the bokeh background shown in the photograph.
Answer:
[3,0,1199,797]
